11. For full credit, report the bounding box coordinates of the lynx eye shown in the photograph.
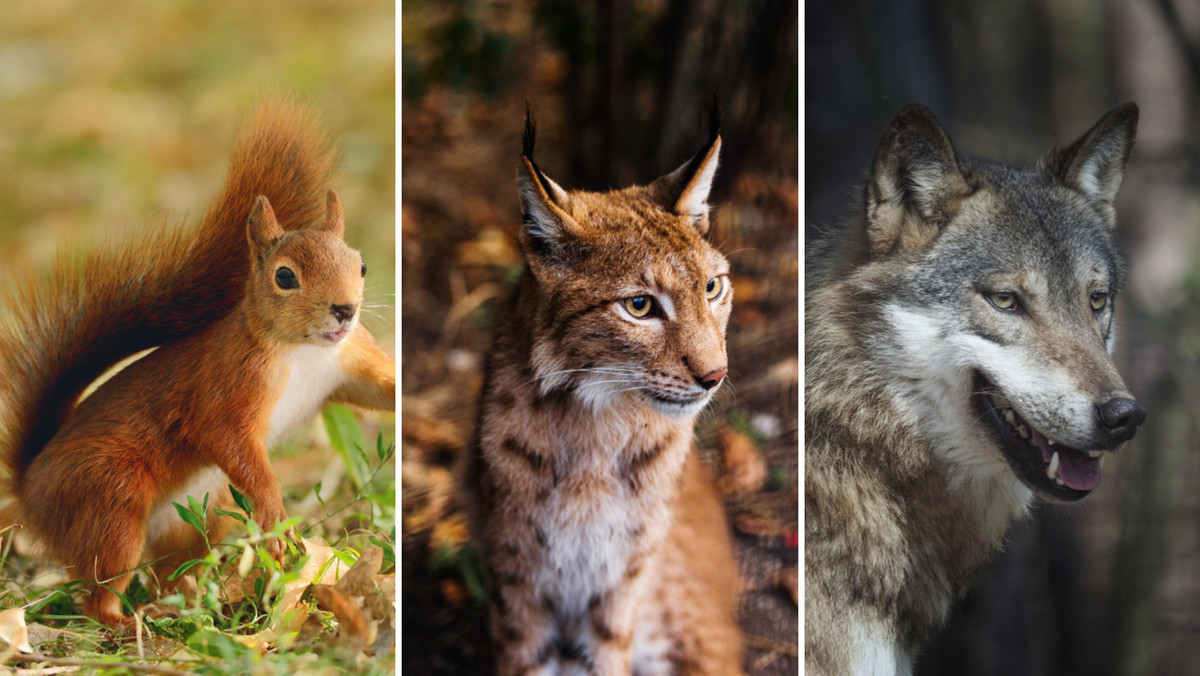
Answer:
[623,295,653,318]
[705,276,724,301]
[361,261,367,278]
[1090,291,1108,312]
[275,266,299,290]
[985,291,1018,312]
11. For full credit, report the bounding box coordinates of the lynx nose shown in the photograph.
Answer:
[698,367,728,391]
[1097,397,1146,443]
[331,303,357,323]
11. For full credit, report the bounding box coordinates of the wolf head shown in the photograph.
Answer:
[861,103,1145,503]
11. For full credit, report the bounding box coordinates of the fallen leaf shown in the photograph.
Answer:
[0,607,31,654]
[720,425,766,493]
[311,585,371,647]
[441,579,467,608]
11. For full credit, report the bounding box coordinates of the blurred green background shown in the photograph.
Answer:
[0,0,396,344]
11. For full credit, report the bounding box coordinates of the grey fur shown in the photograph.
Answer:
[805,103,1144,674]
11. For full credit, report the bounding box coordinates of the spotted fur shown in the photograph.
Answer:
[469,112,743,675]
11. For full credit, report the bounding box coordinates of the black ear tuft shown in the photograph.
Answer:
[523,103,536,161]
[708,94,722,145]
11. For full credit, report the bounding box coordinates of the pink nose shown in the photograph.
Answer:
[699,367,728,390]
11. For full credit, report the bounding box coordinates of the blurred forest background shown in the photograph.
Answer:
[0,0,396,668]
[809,1,1200,674]
[401,1,798,673]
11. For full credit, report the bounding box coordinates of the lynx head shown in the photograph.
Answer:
[517,110,731,418]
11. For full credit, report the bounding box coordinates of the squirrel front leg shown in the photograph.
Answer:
[332,327,395,410]
[211,439,289,557]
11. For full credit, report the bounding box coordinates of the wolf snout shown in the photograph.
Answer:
[1097,397,1146,444]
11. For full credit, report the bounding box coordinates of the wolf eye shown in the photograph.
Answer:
[361,261,367,278]
[275,266,299,290]
[1090,291,1108,312]
[705,276,724,301]
[985,291,1018,312]
[624,295,654,318]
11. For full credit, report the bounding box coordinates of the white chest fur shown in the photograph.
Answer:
[267,342,346,447]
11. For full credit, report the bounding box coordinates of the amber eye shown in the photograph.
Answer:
[1090,291,1108,311]
[705,276,724,300]
[275,266,299,290]
[361,260,367,278]
[624,295,653,318]
[986,291,1017,312]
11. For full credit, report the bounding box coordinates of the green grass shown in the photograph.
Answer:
[0,406,395,673]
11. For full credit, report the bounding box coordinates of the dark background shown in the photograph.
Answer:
[401,0,798,673]
[808,1,1200,674]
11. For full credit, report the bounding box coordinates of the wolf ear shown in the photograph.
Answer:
[649,105,722,235]
[518,110,585,266]
[866,104,970,255]
[1047,103,1138,213]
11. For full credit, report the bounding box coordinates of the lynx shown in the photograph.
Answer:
[467,111,743,675]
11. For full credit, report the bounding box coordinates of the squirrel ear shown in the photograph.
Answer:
[322,189,345,237]
[247,195,283,250]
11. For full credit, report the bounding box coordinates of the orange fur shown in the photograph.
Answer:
[0,102,394,629]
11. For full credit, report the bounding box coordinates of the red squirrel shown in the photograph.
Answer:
[0,101,395,629]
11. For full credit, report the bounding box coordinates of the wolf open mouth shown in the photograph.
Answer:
[971,372,1102,501]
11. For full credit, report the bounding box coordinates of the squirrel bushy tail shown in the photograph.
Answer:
[0,99,336,482]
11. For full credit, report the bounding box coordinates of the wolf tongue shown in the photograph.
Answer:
[1029,427,1101,491]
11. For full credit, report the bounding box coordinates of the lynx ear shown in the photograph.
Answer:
[650,108,722,236]
[518,110,585,265]
[866,104,970,255]
[1047,102,1138,216]
[321,189,346,237]
[247,194,283,251]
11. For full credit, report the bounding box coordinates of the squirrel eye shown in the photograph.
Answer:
[361,261,367,278]
[705,276,724,301]
[623,295,653,318]
[275,266,299,290]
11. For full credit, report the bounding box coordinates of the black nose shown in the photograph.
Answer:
[1097,397,1146,443]
[331,304,356,322]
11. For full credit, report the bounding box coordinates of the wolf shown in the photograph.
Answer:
[805,103,1146,674]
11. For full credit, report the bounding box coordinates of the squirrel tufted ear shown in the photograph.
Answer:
[322,189,345,237]
[247,195,283,250]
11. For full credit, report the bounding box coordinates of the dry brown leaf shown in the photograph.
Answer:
[311,585,371,644]
[0,607,31,656]
[734,513,787,538]
[441,579,468,608]
[720,425,767,493]
[305,545,394,654]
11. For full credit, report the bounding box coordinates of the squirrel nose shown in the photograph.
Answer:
[698,367,728,391]
[330,304,356,323]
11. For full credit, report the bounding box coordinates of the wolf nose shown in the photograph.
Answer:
[698,367,728,391]
[1097,397,1146,443]
[331,304,356,322]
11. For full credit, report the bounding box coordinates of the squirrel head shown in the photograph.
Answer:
[244,190,367,347]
